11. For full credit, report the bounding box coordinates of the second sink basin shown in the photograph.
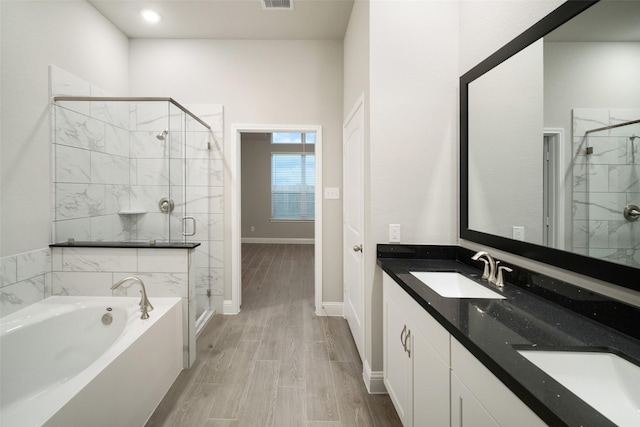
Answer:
[409,272,505,299]
[518,349,640,427]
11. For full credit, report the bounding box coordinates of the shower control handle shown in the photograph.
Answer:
[624,204,640,222]
[159,198,175,214]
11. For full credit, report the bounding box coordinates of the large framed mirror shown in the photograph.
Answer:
[460,0,640,290]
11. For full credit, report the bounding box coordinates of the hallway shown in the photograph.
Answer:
[146,243,401,426]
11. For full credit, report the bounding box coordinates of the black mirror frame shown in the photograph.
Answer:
[460,0,639,291]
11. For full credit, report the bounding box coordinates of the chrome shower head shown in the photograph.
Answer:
[156,129,169,140]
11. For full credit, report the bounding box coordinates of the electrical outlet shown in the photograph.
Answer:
[250,226,255,232]
[512,226,525,241]
[389,224,401,243]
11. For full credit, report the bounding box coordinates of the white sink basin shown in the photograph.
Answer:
[518,350,640,427]
[409,272,505,299]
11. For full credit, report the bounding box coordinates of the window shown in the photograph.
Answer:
[271,132,316,145]
[271,153,315,221]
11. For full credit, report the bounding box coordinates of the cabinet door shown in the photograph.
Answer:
[451,373,499,427]
[451,340,546,427]
[413,327,450,427]
[384,292,413,426]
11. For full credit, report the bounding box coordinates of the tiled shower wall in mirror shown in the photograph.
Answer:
[573,108,640,268]
[0,65,225,317]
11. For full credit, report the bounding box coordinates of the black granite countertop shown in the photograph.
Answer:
[377,245,640,427]
[50,241,201,249]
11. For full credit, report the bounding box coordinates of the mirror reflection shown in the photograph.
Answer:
[467,1,640,269]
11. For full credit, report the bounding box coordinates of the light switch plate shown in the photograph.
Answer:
[324,187,340,200]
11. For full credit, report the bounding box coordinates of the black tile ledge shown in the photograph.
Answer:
[50,241,201,249]
[377,244,640,427]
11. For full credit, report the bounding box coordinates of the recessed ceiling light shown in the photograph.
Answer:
[141,9,161,24]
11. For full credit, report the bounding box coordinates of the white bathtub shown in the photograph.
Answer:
[0,296,183,427]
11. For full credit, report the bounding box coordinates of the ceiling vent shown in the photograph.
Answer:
[262,0,293,10]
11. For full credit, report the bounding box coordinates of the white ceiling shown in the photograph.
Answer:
[88,0,355,40]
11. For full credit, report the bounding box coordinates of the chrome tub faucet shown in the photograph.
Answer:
[111,276,154,319]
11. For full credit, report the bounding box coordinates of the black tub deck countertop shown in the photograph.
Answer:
[377,245,640,427]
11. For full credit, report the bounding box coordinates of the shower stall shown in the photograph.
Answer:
[52,97,223,324]
[572,109,640,268]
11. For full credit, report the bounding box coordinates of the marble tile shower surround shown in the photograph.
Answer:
[573,108,640,268]
[0,66,224,318]
[49,66,225,317]
[52,100,207,243]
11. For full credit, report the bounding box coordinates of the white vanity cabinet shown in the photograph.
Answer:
[383,272,547,427]
[383,273,451,427]
[450,339,546,427]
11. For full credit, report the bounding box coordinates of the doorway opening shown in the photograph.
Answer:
[230,125,323,315]
[543,128,566,249]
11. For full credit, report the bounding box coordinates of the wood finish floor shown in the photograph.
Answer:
[146,243,401,427]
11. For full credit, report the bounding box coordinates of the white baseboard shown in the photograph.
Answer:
[363,359,387,394]
[241,237,314,245]
[317,302,343,317]
[223,300,239,315]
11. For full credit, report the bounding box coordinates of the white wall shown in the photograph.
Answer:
[368,0,459,375]
[129,39,345,302]
[344,0,370,115]
[459,0,564,75]
[0,0,129,258]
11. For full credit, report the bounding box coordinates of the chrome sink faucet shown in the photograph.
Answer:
[472,251,513,287]
[111,276,154,319]
[472,251,497,284]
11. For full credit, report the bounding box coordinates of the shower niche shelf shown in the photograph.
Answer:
[118,209,148,215]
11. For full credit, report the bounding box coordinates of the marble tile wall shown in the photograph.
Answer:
[52,66,133,243]
[572,108,640,268]
[0,248,52,317]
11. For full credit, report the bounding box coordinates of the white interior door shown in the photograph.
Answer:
[343,97,365,360]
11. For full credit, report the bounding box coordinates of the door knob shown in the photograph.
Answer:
[353,244,363,252]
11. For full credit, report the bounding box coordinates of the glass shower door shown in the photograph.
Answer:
[184,113,212,320]
[129,100,174,243]
[573,109,640,268]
